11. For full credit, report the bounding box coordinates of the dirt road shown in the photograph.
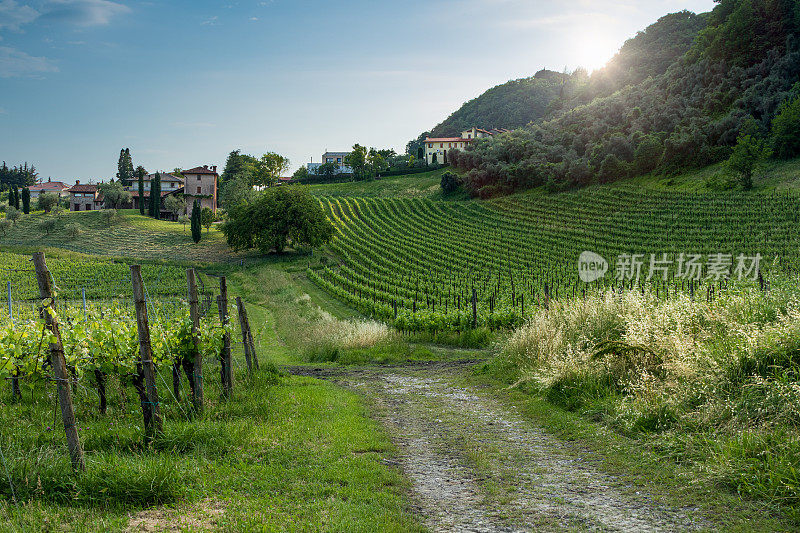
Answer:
[288,361,708,532]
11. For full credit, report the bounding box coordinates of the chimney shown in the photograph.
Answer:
[75,180,80,184]
[203,165,208,170]
[48,177,51,183]
[211,165,217,172]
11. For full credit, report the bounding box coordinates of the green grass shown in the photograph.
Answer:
[306,168,453,199]
[0,323,422,532]
[0,210,241,264]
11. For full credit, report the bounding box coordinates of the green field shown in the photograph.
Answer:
[305,168,452,199]
[0,210,238,263]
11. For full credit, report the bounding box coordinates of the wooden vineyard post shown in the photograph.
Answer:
[217,277,233,396]
[130,265,163,438]
[236,297,258,373]
[187,269,204,413]
[32,252,86,472]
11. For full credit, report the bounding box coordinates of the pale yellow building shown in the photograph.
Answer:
[424,127,509,165]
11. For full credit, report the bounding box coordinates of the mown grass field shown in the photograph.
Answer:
[305,168,454,199]
[0,210,239,264]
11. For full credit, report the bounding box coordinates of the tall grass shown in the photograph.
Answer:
[497,279,800,518]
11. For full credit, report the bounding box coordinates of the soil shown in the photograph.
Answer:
[288,361,709,533]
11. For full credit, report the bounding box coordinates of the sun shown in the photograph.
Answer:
[567,26,624,72]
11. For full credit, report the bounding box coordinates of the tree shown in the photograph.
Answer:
[5,206,20,225]
[221,186,333,254]
[64,222,82,239]
[220,150,258,185]
[293,166,309,181]
[37,192,59,214]
[0,162,38,189]
[344,144,368,180]
[100,208,118,226]
[440,171,463,194]
[38,217,57,236]
[149,172,162,218]
[201,207,213,234]
[116,148,135,186]
[178,214,189,234]
[219,177,253,210]
[164,195,185,219]
[316,162,338,180]
[253,152,290,187]
[10,186,19,209]
[367,149,388,177]
[98,181,132,209]
[0,219,11,236]
[771,92,800,159]
[136,166,146,215]
[727,122,772,190]
[190,201,202,243]
[21,187,30,214]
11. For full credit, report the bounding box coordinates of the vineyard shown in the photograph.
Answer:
[310,185,800,332]
[0,251,260,487]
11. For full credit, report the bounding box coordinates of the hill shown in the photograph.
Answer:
[428,70,569,137]
[423,1,800,197]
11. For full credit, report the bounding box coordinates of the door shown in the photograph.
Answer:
[74,204,80,211]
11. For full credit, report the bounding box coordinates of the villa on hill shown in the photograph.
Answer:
[307,151,353,175]
[424,127,509,165]
[68,182,104,211]
[29,179,70,199]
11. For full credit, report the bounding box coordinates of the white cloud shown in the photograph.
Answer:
[41,0,130,26]
[0,0,40,31]
[0,45,57,77]
[201,15,218,25]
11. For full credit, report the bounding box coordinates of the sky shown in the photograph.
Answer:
[0,0,717,183]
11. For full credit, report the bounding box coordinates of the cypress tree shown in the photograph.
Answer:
[191,200,202,243]
[21,187,30,214]
[116,148,135,186]
[153,172,162,219]
[136,166,146,215]
[11,186,19,209]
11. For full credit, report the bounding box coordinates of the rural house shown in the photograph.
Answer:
[67,182,104,211]
[424,127,509,165]
[127,173,184,212]
[28,179,70,199]
[181,165,218,215]
[307,151,353,175]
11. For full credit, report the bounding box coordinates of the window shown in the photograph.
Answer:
[428,143,433,148]
[197,187,202,194]
[197,176,201,181]
[440,143,443,148]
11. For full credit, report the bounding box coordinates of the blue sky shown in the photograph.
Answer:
[0,0,717,182]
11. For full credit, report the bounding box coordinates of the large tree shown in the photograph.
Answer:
[253,152,290,187]
[98,181,132,209]
[221,186,333,254]
[0,162,38,189]
[116,148,135,186]
[220,150,258,185]
[151,172,162,219]
[344,144,368,180]
[727,121,772,190]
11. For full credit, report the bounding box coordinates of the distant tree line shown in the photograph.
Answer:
[0,162,38,190]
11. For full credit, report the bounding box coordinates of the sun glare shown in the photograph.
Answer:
[568,27,623,72]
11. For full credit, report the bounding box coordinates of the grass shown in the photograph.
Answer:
[0,210,241,264]
[485,282,800,525]
[0,319,422,532]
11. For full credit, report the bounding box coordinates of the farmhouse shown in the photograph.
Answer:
[28,179,70,199]
[181,165,218,215]
[307,151,353,175]
[67,182,104,211]
[127,173,183,211]
[424,127,509,165]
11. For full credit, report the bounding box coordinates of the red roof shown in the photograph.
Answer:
[182,166,218,176]
[30,181,69,191]
[425,138,472,143]
[68,184,98,193]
